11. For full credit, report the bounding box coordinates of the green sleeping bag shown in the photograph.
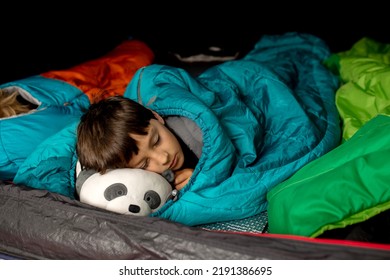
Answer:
[326,37,390,141]
[267,114,390,237]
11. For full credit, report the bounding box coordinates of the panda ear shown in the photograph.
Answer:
[75,168,98,196]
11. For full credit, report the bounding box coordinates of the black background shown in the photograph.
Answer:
[1,4,389,84]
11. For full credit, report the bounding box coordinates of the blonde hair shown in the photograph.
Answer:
[0,89,34,118]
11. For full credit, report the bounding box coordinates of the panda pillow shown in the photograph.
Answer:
[75,162,174,216]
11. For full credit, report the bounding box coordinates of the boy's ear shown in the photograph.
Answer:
[151,110,165,124]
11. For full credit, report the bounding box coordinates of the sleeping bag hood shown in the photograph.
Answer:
[124,32,341,226]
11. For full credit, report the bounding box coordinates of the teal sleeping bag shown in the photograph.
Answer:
[124,32,341,226]
[0,76,89,181]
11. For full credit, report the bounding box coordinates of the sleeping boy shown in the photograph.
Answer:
[76,95,200,191]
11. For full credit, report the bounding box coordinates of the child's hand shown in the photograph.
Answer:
[174,168,193,190]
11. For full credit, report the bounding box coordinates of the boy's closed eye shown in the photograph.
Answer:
[153,134,160,147]
[139,134,160,169]
[139,159,150,170]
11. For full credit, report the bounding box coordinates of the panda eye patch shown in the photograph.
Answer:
[104,183,128,201]
[144,190,161,209]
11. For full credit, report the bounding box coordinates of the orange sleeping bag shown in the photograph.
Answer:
[42,39,154,103]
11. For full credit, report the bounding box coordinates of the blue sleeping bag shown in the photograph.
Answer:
[124,32,341,226]
[0,76,89,181]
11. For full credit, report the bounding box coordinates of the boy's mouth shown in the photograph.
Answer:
[169,155,177,170]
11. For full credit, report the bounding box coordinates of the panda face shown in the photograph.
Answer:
[104,183,163,214]
[77,168,173,216]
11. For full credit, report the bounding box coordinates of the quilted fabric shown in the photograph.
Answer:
[325,37,390,141]
[125,32,340,226]
[13,121,79,198]
[0,76,89,180]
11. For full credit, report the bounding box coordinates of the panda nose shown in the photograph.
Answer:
[129,205,141,213]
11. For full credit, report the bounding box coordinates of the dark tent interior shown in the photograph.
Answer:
[2,6,389,84]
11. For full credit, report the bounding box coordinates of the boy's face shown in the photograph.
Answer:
[127,119,184,174]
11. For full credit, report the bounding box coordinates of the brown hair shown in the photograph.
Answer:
[0,89,36,118]
[76,96,156,173]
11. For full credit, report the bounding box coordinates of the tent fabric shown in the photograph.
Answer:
[1,181,390,260]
